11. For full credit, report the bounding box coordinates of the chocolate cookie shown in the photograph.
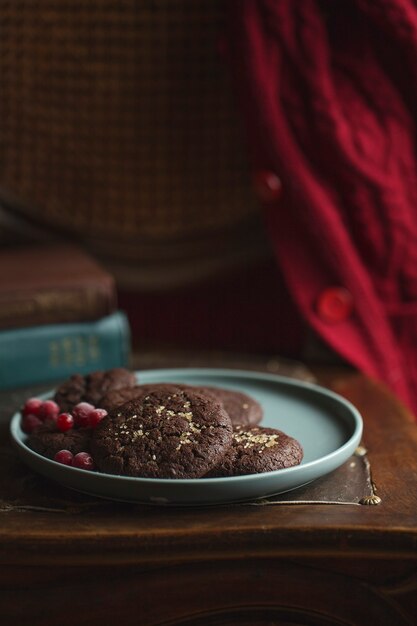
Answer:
[91,386,233,478]
[54,368,137,412]
[102,384,263,427]
[205,425,303,477]
[100,384,168,412]
[198,387,263,426]
[27,422,92,459]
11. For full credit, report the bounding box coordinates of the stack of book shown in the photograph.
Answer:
[0,244,131,389]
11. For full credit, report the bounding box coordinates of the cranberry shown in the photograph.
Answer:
[22,397,43,417]
[88,408,108,428]
[39,400,60,422]
[56,412,74,432]
[72,452,95,471]
[21,414,43,433]
[54,450,74,466]
[72,402,95,428]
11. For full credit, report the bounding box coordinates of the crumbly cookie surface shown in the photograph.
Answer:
[100,384,174,412]
[28,422,92,459]
[91,386,233,478]
[54,368,137,412]
[197,386,263,426]
[205,425,303,477]
[102,383,263,427]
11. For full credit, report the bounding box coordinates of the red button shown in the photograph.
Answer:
[316,287,353,323]
[252,170,282,203]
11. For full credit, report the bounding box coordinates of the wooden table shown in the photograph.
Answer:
[0,354,416,626]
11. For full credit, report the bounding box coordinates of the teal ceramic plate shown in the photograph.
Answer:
[10,368,363,505]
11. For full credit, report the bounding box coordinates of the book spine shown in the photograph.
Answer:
[0,312,131,389]
[0,284,116,329]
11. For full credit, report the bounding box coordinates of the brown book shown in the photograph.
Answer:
[0,244,117,329]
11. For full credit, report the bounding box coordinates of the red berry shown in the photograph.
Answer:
[72,452,95,471]
[22,397,43,417]
[21,414,43,433]
[72,402,95,428]
[88,408,108,428]
[56,412,74,432]
[39,400,60,422]
[54,450,74,465]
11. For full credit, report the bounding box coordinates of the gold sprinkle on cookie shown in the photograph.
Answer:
[234,430,279,449]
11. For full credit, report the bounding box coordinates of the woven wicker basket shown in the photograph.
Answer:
[0,0,265,285]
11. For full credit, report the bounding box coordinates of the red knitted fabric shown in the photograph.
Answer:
[227,0,417,416]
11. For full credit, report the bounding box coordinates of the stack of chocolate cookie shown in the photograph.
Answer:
[27,369,304,478]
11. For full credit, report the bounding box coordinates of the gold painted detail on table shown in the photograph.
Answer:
[359,495,382,506]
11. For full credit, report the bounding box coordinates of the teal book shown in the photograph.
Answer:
[0,311,131,389]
